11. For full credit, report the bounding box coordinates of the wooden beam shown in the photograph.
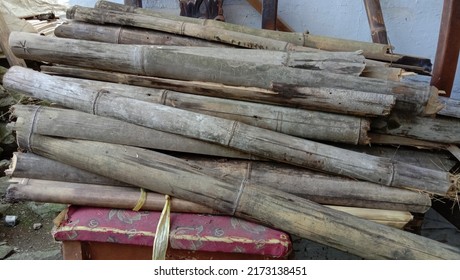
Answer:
[246,0,293,31]
[431,0,460,97]
[261,0,278,30]
[363,0,389,44]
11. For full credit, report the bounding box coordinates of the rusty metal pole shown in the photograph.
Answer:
[261,0,278,30]
[363,0,389,44]
[431,0,460,97]
[124,0,142,8]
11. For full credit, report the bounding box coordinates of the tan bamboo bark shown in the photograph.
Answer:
[92,1,414,64]
[438,96,460,119]
[372,113,460,144]
[8,152,432,213]
[4,66,457,197]
[40,65,395,117]
[0,13,27,67]
[13,134,460,259]
[9,32,439,116]
[11,75,371,145]
[55,20,226,47]
[6,178,413,228]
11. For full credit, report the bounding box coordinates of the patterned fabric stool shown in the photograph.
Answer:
[53,206,292,260]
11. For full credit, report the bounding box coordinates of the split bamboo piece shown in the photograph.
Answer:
[54,21,403,81]
[4,66,457,197]
[11,74,371,145]
[9,32,439,116]
[40,65,395,117]
[93,0,424,66]
[10,105,256,159]
[438,96,460,119]
[372,113,460,144]
[6,178,414,229]
[13,134,460,259]
[8,152,432,213]
[55,20,226,47]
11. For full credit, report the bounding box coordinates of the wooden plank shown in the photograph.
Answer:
[363,0,389,44]
[246,0,293,31]
[261,0,278,30]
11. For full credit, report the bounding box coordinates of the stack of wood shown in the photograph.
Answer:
[2,1,460,259]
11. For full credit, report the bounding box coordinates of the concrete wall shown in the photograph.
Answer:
[70,0,459,99]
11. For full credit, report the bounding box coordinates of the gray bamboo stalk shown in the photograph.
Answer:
[6,178,414,228]
[9,32,440,116]
[8,152,432,213]
[13,134,460,259]
[55,20,226,47]
[4,66,458,197]
[372,113,460,144]
[438,96,460,119]
[11,73,372,145]
[40,65,395,117]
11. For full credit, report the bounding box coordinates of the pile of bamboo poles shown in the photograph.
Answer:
[3,1,460,259]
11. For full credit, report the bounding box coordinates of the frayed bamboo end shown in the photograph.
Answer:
[447,174,460,202]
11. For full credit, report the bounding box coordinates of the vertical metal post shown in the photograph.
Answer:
[261,0,278,30]
[363,0,389,44]
[431,0,460,97]
[124,0,142,8]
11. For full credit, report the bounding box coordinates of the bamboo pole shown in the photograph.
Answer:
[9,32,440,116]
[13,134,460,259]
[11,105,256,160]
[11,75,372,145]
[8,152,432,213]
[6,178,413,229]
[4,66,457,197]
[40,65,395,117]
[55,21,226,47]
[438,96,460,119]
[372,113,460,144]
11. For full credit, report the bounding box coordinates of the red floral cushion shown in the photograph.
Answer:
[53,206,291,258]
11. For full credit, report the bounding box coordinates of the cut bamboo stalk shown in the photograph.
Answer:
[93,0,429,68]
[40,65,395,117]
[369,133,448,150]
[14,134,460,259]
[372,113,460,144]
[4,66,457,197]
[53,21,404,81]
[55,20,226,47]
[11,105,256,160]
[11,76,372,145]
[9,32,440,116]
[438,96,460,119]
[8,152,432,213]
[6,178,413,228]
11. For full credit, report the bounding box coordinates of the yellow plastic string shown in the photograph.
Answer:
[152,195,171,260]
[132,188,147,211]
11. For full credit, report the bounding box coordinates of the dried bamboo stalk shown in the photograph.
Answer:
[4,66,457,197]
[9,32,438,116]
[40,65,395,117]
[372,113,460,144]
[11,76,371,145]
[6,178,413,228]
[55,20,226,47]
[13,134,460,259]
[8,152,432,213]
[438,96,460,119]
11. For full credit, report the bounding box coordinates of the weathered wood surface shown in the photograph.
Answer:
[6,178,413,228]
[372,113,460,144]
[0,13,27,67]
[4,66,457,197]
[10,32,439,116]
[92,0,422,66]
[40,65,395,117]
[12,74,372,145]
[14,134,460,259]
[55,20,226,47]
[11,105,256,160]
[369,133,448,150]
[8,152,432,213]
[438,96,460,119]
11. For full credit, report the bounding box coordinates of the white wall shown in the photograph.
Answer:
[70,0,459,99]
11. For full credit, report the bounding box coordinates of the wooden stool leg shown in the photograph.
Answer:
[62,241,84,260]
